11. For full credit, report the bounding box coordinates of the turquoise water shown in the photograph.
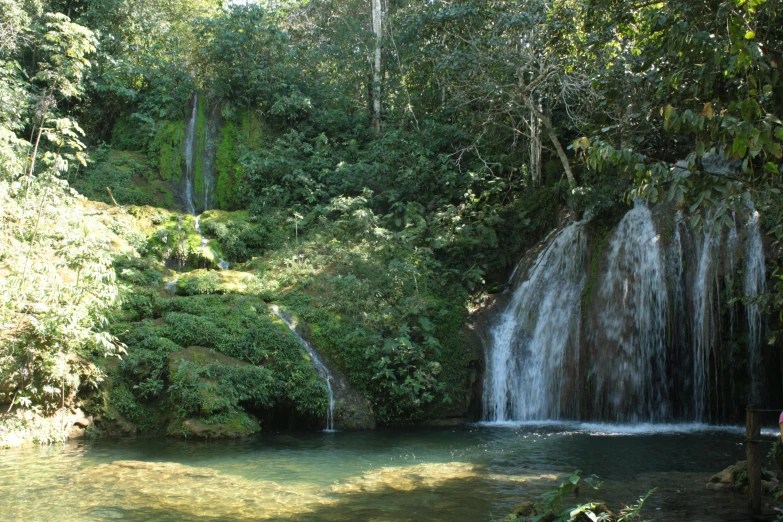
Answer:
[1,423,774,521]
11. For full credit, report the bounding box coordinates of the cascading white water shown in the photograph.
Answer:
[483,200,770,424]
[591,201,669,422]
[193,215,229,270]
[164,278,178,292]
[182,94,198,215]
[744,207,766,403]
[483,219,588,422]
[691,218,718,420]
[271,306,336,431]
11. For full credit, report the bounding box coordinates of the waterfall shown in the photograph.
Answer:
[193,215,229,270]
[690,219,719,420]
[482,202,771,424]
[744,207,766,403]
[182,94,198,215]
[483,218,588,422]
[591,201,669,422]
[181,93,219,214]
[179,94,228,270]
[272,306,336,431]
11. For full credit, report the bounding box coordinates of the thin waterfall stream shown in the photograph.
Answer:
[182,93,198,215]
[744,205,766,404]
[179,92,229,270]
[194,215,229,270]
[271,305,336,431]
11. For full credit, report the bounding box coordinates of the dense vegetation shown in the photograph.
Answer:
[1,0,782,444]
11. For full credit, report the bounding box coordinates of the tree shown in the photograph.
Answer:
[371,0,382,132]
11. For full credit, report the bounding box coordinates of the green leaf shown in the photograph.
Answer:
[745,30,756,40]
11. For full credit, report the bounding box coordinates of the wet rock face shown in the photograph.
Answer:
[332,387,376,431]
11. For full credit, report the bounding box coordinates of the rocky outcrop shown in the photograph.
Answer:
[707,460,783,499]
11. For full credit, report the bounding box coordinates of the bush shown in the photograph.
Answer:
[180,271,220,295]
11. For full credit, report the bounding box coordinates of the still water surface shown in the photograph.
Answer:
[2,423,775,521]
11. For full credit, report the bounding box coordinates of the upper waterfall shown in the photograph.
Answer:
[181,93,199,215]
[180,93,220,215]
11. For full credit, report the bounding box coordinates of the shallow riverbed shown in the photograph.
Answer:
[2,422,776,521]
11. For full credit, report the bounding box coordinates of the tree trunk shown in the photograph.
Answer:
[529,95,542,187]
[371,0,382,133]
[524,97,576,188]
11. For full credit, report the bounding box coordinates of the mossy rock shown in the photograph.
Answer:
[175,269,255,295]
[170,412,259,439]
[168,346,251,370]
[144,213,225,269]
[199,209,249,225]
[166,347,267,438]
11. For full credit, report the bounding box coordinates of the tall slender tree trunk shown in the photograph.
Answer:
[371,0,382,133]
[529,95,542,187]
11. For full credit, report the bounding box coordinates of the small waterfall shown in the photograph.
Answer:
[591,201,669,422]
[483,218,588,422]
[272,306,336,431]
[182,94,198,215]
[194,215,230,270]
[164,277,178,293]
[744,207,766,403]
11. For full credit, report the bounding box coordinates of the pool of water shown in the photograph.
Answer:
[2,422,776,521]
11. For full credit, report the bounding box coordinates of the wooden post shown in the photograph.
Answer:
[747,405,761,519]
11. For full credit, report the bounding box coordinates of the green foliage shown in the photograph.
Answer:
[72,147,157,206]
[0,179,124,414]
[114,256,162,287]
[265,204,476,423]
[110,385,156,430]
[504,471,655,522]
[168,359,275,418]
[215,122,241,209]
[153,120,185,183]
[179,271,220,295]
[109,292,329,431]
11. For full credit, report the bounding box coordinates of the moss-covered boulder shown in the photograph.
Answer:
[175,269,255,295]
[166,346,268,438]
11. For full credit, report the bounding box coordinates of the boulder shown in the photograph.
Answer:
[174,412,259,439]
